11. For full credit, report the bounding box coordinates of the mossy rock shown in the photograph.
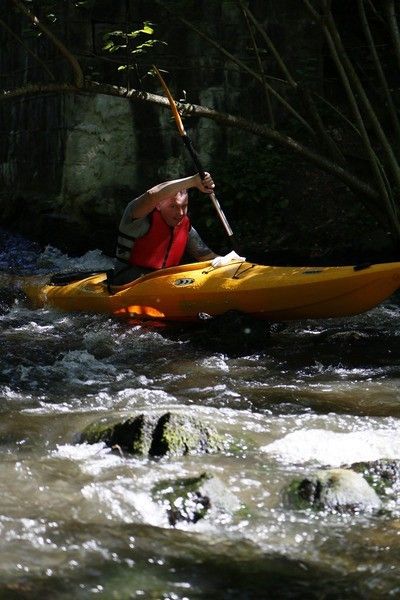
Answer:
[78,412,224,457]
[79,413,158,455]
[149,412,223,456]
[284,468,382,513]
[152,472,241,526]
[351,460,400,497]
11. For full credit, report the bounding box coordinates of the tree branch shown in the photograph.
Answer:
[358,0,400,146]
[383,0,400,72]
[0,17,55,81]
[238,2,298,88]
[10,0,84,87]
[238,0,275,127]
[304,0,400,236]
[1,80,379,205]
[239,0,344,162]
[154,0,315,136]
[323,1,400,202]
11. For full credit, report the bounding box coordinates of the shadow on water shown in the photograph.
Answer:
[0,522,374,600]
[139,311,275,357]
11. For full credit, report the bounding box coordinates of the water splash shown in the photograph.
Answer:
[262,427,400,466]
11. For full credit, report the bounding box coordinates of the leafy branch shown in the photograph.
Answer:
[102,22,166,73]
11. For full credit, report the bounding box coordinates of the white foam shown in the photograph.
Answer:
[81,480,165,526]
[53,443,123,476]
[122,388,177,408]
[36,246,114,273]
[261,428,400,466]
[0,386,33,403]
[54,442,109,460]
[18,350,117,387]
[201,355,230,372]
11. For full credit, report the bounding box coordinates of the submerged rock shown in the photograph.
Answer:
[326,330,371,344]
[351,459,400,497]
[163,310,272,356]
[284,468,382,513]
[152,472,241,526]
[78,412,224,457]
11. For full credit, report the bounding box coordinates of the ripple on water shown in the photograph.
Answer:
[13,349,118,392]
[200,354,230,372]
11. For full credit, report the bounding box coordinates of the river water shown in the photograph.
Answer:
[1,228,400,599]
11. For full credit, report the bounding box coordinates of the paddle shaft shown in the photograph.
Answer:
[181,134,235,240]
[152,66,237,249]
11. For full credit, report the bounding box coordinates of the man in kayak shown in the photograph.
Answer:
[112,172,218,285]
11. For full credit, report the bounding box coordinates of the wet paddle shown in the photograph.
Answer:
[153,66,238,251]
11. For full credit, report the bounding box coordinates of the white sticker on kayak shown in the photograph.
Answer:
[174,278,195,286]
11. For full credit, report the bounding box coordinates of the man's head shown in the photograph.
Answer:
[157,190,188,227]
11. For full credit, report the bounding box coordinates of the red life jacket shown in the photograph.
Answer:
[129,209,190,269]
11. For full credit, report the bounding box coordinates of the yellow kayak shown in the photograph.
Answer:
[21,259,400,322]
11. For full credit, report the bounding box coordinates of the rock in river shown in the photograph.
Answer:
[78,411,224,457]
[152,472,241,526]
[350,459,400,498]
[284,468,382,512]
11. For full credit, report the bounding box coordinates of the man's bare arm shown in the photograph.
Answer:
[130,173,214,219]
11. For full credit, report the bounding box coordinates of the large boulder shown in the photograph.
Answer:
[78,411,224,457]
[284,468,382,513]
